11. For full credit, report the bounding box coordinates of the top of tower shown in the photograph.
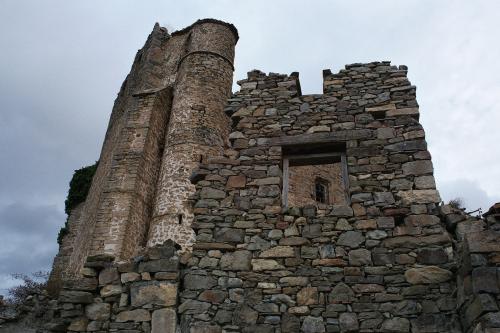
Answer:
[170,18,239,42]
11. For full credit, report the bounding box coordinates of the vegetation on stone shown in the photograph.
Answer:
[57,161,97,244]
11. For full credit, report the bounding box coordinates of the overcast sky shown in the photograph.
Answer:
[1,0,499,295]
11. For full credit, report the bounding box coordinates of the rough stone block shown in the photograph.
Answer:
[100,284,122,297]
[98,267,119,285]
[348,248,372,266]
[85,302,110,321]
[116,309,151,322]
[226,175,246,189]
[251,259,285,271]
[417,248,448,265]
[220,250,252,271]
[259,246,295,258]
[405,266,453,284]
[339,312,359,332]
[59,290,94,304]
[337,231,365,247]
[138,258,179,273]
[178,299,211,314]
[301,316,325,333]
[130,281,178,307]
[397,190,441,204]
[152,308,176,333]
[297,287,318,306]
[472,267,500,294]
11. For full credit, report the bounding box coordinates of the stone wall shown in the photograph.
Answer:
[46,242,180,333]
[442,204,500,332]
[176,63,459,333]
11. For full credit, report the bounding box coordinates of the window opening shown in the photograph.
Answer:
[282,142,349,209]
[315,178,329,203]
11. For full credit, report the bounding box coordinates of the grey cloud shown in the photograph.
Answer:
[0,202,63,294]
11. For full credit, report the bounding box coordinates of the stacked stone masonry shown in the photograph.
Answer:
[44,19,500,333]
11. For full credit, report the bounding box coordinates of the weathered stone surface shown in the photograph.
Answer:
[464,294,498,328]
[233,304,258,325]
[405,215,440,227]
[466,230,500,253]
[215,228,245,243]
[116,309,151,322]
[121,272,141,283]
[337,231,365,247]
[130,281,177,307]
[184,274,217,290]
[259,246,294,258]
[382,234,451,248]
[59,290,94,304]
[297,287,318,306]
[190,323,222,333]
[100,284,122,297]
[178,299,211,314]
[99,267,119,285]
[405,266,453,284]
[472,267,500,294]
[402,160,433,176]
[152,308,176,333]
[67,317,88,331]
[227,175,246,189]
[348,248,372,266]
[330,205,354,217]
[417,248,448,264]
[139,258,178,273]
[381,317,410,332]
[198,290,227,304]
[85,303,110,321]
[282,313,300,332]
[251,259,284,271]
[220,250,252,270]
[374,192,395,206]
[301,316,325,333]
[397,190,441,204]
[329,283,355,303]
[200,187,226,199]
[280,276,309,286]
[339,312,359,332]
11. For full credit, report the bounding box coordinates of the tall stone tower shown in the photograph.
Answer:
[147,22,236,251]
[52,19,238,281]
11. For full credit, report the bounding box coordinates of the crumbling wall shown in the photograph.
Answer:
[441,204,500,332]
[45,243,181,333]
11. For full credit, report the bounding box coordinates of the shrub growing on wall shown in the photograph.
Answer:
[57,161,98,244]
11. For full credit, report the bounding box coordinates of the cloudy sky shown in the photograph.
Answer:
[1,0,499,295]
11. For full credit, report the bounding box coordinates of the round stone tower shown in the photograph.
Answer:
[147,20,238,251]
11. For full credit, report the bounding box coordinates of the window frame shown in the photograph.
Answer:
[282,152,350,209]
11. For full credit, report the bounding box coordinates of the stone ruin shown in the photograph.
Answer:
[3,18,500,333]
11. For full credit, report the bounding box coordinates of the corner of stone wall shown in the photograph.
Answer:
[47,241,180,332]
[441,203,500,332]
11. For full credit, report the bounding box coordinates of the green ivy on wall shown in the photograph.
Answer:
[57,161,98,244]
